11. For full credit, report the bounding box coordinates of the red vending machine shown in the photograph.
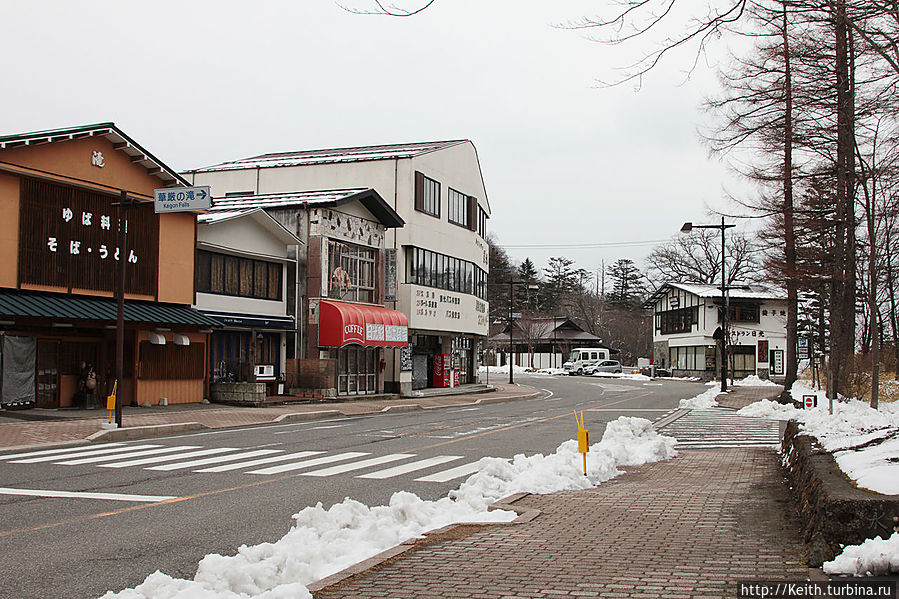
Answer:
[432,354,451,388]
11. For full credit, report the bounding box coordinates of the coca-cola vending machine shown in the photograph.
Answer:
[432,354,451,388]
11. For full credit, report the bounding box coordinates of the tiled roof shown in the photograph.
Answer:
[0,290,221,327]
[0,122,189,188]
[188,140,468,172]
[206,189,405,229]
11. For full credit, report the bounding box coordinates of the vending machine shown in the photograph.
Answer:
[432,354,451,388]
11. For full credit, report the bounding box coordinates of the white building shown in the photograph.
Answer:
[185,141,490,395]
[195,209,299,393]
[643,283,788,381]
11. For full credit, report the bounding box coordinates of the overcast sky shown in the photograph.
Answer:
[4,0,751,278]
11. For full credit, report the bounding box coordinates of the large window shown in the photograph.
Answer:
[196,250,282,300]
[414,171,441,217]
[448,188,471,228]
[668,346,714,371]
[656,306,699,335]
[726,304,760,323]
[328,240,377,303]
[406,246,487,300]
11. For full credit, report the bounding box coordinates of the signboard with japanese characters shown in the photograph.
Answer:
[384,248,397,302]
[19,178,158,295]
[408,285,488,335]
[153,186,211,213]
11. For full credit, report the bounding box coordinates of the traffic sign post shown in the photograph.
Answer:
[154,186,212,213]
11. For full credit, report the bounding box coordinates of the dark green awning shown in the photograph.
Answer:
[0,290,221,327]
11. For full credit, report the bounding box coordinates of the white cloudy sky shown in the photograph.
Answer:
[3,0,754,277]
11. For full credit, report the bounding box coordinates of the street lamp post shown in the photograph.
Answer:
[681,217,736,392]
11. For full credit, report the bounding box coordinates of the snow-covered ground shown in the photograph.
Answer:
[738,382,899,576]
[101,417,677,599]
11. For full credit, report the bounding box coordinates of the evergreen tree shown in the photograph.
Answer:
[606,259,647,309]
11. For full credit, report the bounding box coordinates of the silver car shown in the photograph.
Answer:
[585,360,622,374]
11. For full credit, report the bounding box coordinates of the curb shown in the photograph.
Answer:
[273,410,345,423]
[86,422,210,442]
[306,493,538,594]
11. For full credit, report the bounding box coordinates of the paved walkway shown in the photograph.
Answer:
[310,383,809,599]
[0,383,540,450]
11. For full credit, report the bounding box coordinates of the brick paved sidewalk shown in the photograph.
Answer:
[314,448,808,599]
[717,384,785,410]
[0,383,540,450]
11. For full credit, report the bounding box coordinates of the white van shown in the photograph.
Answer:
[562,347,610,376]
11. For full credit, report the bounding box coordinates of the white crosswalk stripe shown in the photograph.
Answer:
[299,454,414,477]
[57,446,201,465]
[146,449,285,471]
[9,444,162,464]
[99,447,243,468]
[414,461,482,483]
[656,407,781,449]
[247,452,370,475]
[194,451,322,473]
[358,455,464,480]
[0,443,128,461]
[1,442,485,483]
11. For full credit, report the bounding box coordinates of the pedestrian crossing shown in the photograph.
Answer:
[655,407,782,449]
[0,443,483,483]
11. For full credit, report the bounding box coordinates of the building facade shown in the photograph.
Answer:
[488,317,608,370]
[195,209,299,394]
[201,189,407,397]
[0,123,218,409]
[185,140,490,395]
[644,283,788,381]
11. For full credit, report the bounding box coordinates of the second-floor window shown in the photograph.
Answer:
[414,171,440,217]
[448,188,471,228]
[196,250,282,301]
[405,246,487,300]
[477,205,487,238]
[328,240,376,303]
[656,305,699,335]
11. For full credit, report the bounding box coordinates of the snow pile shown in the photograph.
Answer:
[735,374,780,387]
[534,368,566,376]
[738,382,899,494]
[823,532,899,576]
[101,417,676,599]
[679,385,720,409]
[591,372,652,381]
[478,364,529,375]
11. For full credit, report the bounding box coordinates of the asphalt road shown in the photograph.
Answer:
[0,374,706,599]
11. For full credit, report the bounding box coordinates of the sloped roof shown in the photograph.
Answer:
[643,282,787,308]
[188,140,469,173]
[198,208,301,246]
[206,188,404,229]
[0,122,189,188]
[0,290,220,327]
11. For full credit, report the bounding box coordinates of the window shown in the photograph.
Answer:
[327,240,377,303]
[726,304,760,323]
[405,246,488,300]
[414,171,440,217]
[196,250,282,300]
[448,188,472,228]
[477,205,487,238]
[657,306,699,335]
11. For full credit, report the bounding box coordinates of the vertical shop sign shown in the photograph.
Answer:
[385,249,397,302]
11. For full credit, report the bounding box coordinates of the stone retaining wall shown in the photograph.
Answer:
[781,420,899,566]
[210,382,266,406]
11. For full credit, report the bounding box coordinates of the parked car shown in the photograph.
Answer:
[562,347,610,375]
[584,360,623,375]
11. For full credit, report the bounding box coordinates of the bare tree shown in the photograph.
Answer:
[645,228,761,287]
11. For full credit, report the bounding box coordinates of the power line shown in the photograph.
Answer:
[497,238,672,250]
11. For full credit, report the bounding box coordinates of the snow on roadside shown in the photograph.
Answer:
[679,385,720,409]
[738,381,899,577]
[101,417,676,599]
[736,374,780,387]
[823,532,899,576]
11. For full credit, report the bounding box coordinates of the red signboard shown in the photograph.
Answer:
[318,300,408,348]
[802,394,817,409]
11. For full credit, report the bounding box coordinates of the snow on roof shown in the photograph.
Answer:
[207,189,370,211]
[189,140,468,173]
[653,282,787,302]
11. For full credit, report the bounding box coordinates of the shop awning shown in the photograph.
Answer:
[0,290,222,327]
[319,300,408,348]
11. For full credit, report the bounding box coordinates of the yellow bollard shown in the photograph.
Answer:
[574,410,589,476]
[106,380,117,425]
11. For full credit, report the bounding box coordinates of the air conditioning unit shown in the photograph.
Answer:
[254,364,275,381]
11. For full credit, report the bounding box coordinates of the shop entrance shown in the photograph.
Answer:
[729,345,757,379]
[336,346,378,395]
[36,340,59,408]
